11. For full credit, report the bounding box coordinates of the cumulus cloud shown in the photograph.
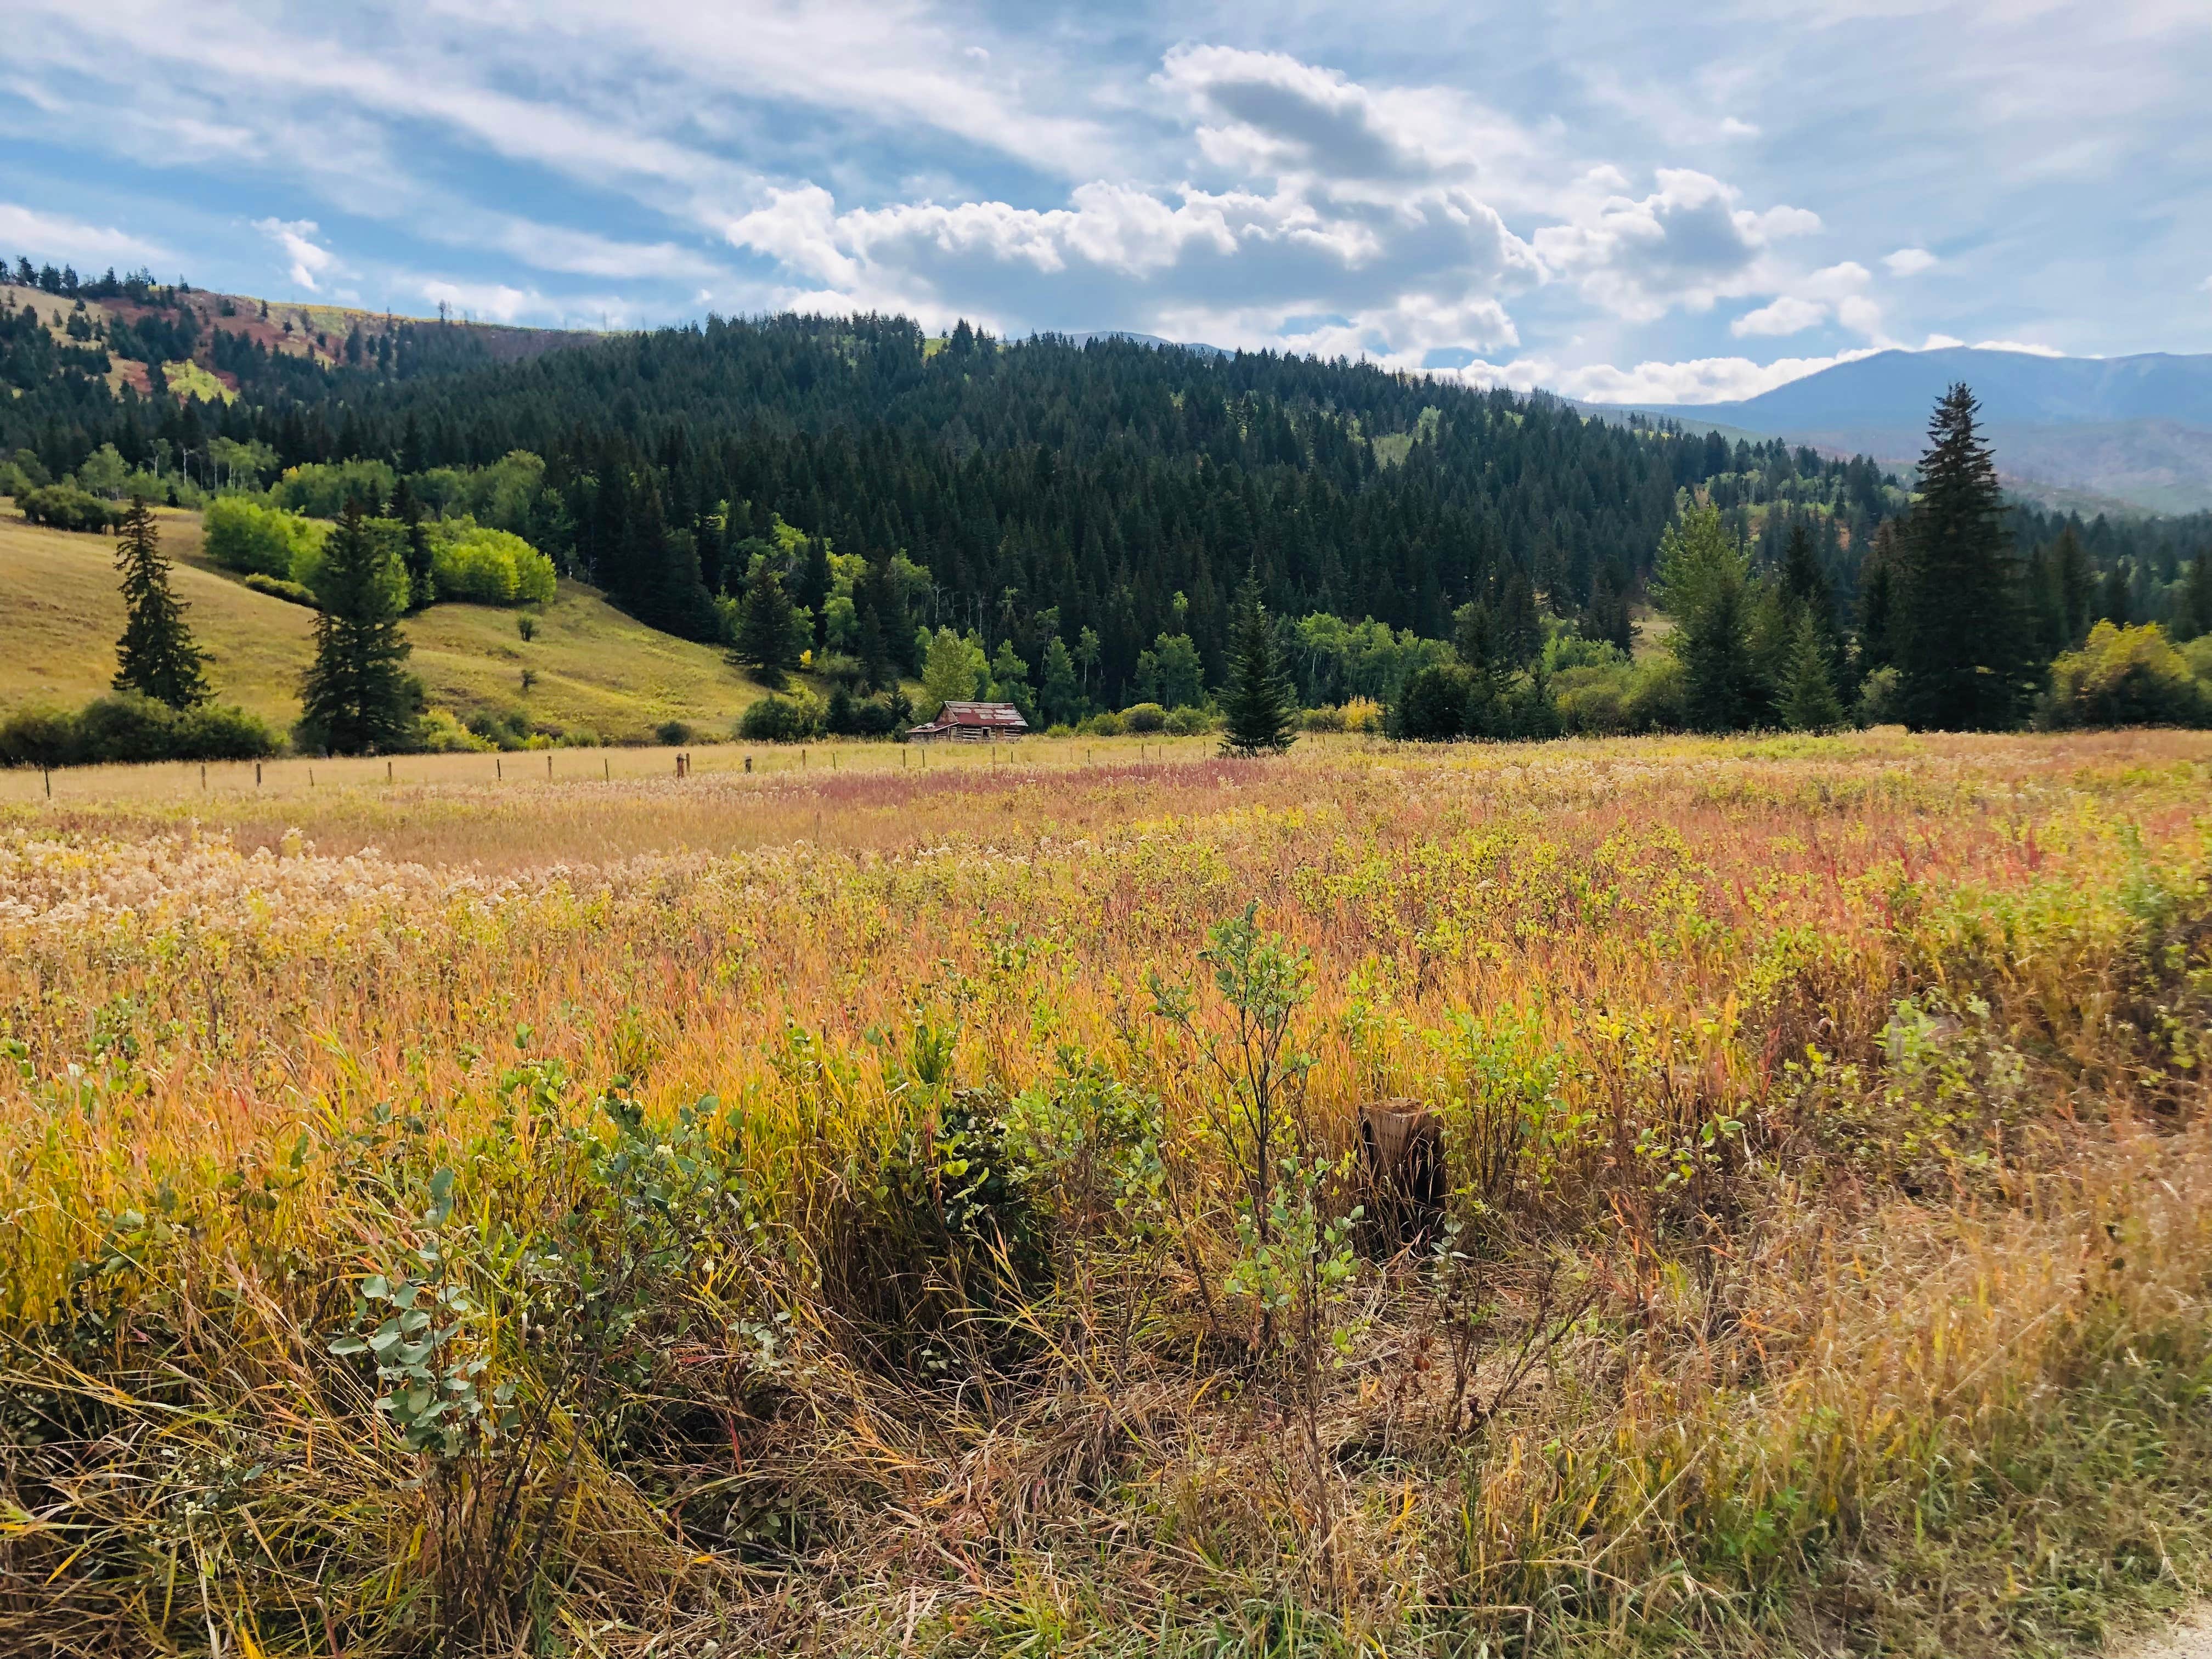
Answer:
[253,216,338,291]
[1559,348,1883,404]
[1531,170,1821,323]
[0,201,165,267]
[1884,246,1938,276]
[420,278,538,324]
[1728,261,1886,341]
[1972,338,2066,357]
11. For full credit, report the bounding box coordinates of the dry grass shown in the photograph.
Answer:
[2,729,2209,1657]
[0,507,771,740]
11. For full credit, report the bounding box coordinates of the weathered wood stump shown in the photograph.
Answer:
[1358,1098,1445,1249]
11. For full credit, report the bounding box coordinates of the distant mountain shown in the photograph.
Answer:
[1601,348,2212,514]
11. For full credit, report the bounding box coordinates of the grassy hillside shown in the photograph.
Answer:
[0,505,770,740]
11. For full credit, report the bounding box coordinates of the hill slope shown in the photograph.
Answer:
[0,507,769,739]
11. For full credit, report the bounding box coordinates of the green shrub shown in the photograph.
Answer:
[417,709,493,753]
[1397,663,1472,740]
[270,458,398,519]
[1164,706,1215,736]
[204,497,325,580]
[0,702,82,767]
[428,520,558,606]
[242,572,320,607]
[1078,711,1125,737]
[2036,622,2211,730]
[1624,655,1689,732]
[18,483,118,533]
[0,695,281,766]
[654,719,693,746]
[1120,702,1167,733]
[737,692,823,743]
[1857,664,1903,726]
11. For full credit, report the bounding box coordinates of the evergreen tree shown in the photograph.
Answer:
[1039,635,1083,726]
[300,503,416,754]
[731,557,803,686]
[2178,555,2212,643]
[1858,519,1904,671]
[1656,504,1762,731]
[1220,579,1298,755]
[2050,523,2095,647]
[111,496,208,709]
[2097,562,2132,627]
[392,476,435,612]
[1779,613,1844,732]
[1897,385,2030,730]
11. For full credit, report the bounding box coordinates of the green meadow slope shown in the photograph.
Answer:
[0,505,770,740]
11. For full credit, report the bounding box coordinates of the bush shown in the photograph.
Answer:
[1078,710,1125,737]
[270,459,398,519]
[0,694,280,766]
[18,483,117,533]
[0,702,81,768]
[1164,706,1215,736]
[1302,704,1345,732]
[428,520,558,606]
[653,719,693,746]
[1624,656,1689,732]
[1555,667,1633,736]
[1120,702,1167,733]
[242,572,320,607]
[2036,622,2211,730]
[417,709,494,752]
[738,691,824,743]
[205,497,325,580]
[1857,664,1904,727]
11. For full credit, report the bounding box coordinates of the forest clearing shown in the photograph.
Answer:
[3,728,2209,1656]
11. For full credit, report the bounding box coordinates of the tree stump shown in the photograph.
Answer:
[1358,1099,1445,1249]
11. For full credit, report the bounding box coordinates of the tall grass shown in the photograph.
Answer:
[2,730,2208,1656]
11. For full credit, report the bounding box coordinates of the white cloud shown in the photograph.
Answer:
[1972,338,2066,357]
[420,278,536,324]
[1563,347,1883,404]
[253,216,338,290]
[1884,246,1938,276]
[1731,295,1827,337]
[1533,170,1821,323]
[0,201,165,267]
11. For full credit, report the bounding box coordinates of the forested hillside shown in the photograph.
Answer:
[5,263,2209,716]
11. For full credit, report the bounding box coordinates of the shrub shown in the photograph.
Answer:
[1120,702,1167,733]
[18,483,118,533]
[204,497,324,580]
[2036,622,2211,730]
[1,694,280,766]
[1302,704,1345,732]
[1555,667,1633,736]
[1078,710,1125,737]
[270,458,398,518]
[738,691,824,742]
[0,702,81,767]
[653,719,693,746]
[1164,706,1215,736]
[417,709,494,752]
[1624,655,1689,732]
[428,520,558,606]
[242,572,320,607]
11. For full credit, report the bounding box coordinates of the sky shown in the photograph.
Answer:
[4,0,2209,404]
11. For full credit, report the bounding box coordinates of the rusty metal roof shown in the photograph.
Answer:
[911,701,1030,732]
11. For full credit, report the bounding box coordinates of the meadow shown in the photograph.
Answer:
[0,509,770,741]
[2,729,2209,1657]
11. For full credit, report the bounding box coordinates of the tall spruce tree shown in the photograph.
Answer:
[1220,579,1298,755]
[392,477,435,612]
[1897,384,2030,730]
[1779,612,1844,732]
[111,496,210,709]
[1656,504,1762,731]
[732,557,802,686]
[300,503,417,754]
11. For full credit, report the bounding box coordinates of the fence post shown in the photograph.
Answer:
[255,761,262,787]
[548,754,553,780]
[603,758,610,780]
[496,758,502,781]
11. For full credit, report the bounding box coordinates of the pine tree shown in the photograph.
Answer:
[392,477,435,612]
[2050,523,2095,647]
[1039,635,1082,726]
[1220,580,1297,756]
[1656,505,1762,731]
[111,496,209,709]
[1779,612,1844,732]
[2179,555,2212,643]
[1897,385,2030,730]
[732,557,802,686]
[300,503,417,754]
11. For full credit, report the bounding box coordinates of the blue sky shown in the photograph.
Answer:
[5,0,2209,403]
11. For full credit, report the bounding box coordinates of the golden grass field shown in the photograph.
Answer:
[3,729,2210,1657]
[0,507,771,740]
